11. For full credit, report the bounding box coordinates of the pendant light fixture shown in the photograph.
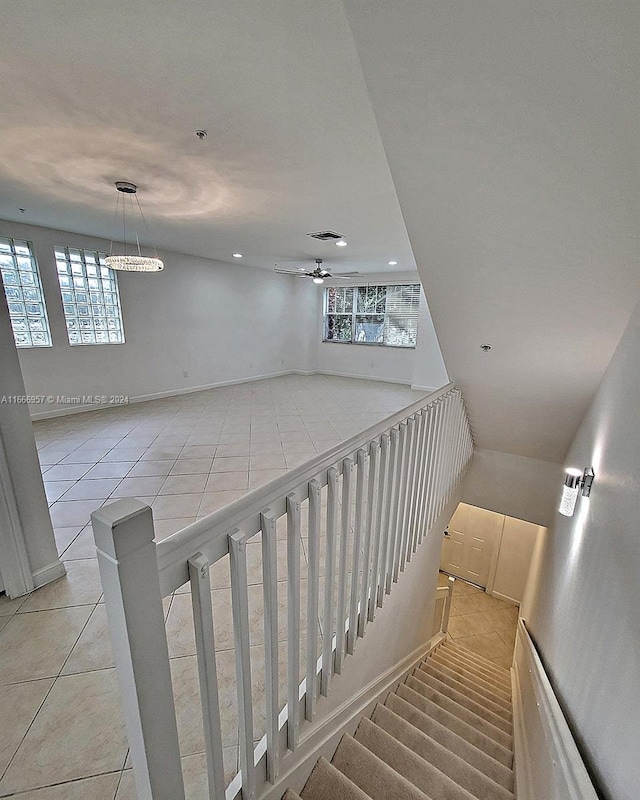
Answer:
[105,181,164,272]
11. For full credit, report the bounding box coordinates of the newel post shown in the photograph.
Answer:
[441,575,456,634]
[92,498,186,800]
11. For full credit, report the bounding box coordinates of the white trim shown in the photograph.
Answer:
[512,619,598,800]
[0,429,34,597]
[254,632,446,800]
[410,384,439,392]
[29,369,426,420]
[490,589,519,606]
[31,560,66,589]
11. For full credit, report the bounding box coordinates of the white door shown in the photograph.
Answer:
[441,503,504,587]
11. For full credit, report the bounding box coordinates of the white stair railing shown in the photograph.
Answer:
[91,383,473,800]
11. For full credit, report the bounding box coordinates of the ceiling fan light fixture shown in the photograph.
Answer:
[336,240,348,247]
[106,181,164,273]
[313,277,325,284]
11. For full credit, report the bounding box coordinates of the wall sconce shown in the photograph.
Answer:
[559,467,595,517]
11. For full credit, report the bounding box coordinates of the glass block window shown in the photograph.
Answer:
[323,284,420,348]
[54,247,125,345]
[0,236,52,347]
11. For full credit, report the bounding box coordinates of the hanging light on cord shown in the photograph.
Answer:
[105,181,164,272]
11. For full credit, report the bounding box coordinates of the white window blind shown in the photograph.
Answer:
[323,284,420,348]
[0,236,52,348]
[55,247,125,345]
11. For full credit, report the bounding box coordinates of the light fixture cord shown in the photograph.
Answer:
[134,192,160,260]
[107,189,121,257]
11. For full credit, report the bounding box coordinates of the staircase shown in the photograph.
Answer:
[283,641,514,800]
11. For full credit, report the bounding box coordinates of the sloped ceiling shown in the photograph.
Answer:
[1,1,638,463]
[342,0,639,461]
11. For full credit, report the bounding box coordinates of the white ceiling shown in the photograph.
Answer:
[0,0,414,274]
[343,0,639,462]
[2,1,638,464]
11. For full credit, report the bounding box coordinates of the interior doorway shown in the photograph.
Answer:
[441,502,545,605]
[440,502,503,587]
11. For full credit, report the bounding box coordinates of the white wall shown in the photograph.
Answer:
[527,300,640,800]
[491,516,542,605]
[313,275,448,389]
[0,288,61,588]
[462,448,562,528]
[0,219,316,416]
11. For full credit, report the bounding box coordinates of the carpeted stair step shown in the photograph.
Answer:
[300,757,371,800]
[372,702,514,799]
[430,651,512,699]
[413,668,513,732]
[442,643,511,681]
[438,647,512,689]
[405,675,512,750]
[332,733,430,800]
[394,684,513,768]
[420,660,513,712]
[354,716,478,800]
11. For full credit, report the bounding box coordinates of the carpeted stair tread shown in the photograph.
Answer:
[431,652,512,699]
[421,661,513,712]
[393,685,513,768]
[413,668,513,732]
[354,717,478,800]
[436,649,512,693]
[405,676,513,750]
[332,733,431,800]
[442,643,511,679]
[372,703,514,800]
[301,757,372,800]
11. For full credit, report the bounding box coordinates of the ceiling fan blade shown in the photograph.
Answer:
[331,276,354,280]
[335,271,361,276]
[274,269,304,275]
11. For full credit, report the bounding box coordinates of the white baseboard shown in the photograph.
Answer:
[252,632,446,800]
[32,559,66,589]
[490,589,520,606]
[29,369,422,420]
[411,384,440,393]
[312,369,412,387]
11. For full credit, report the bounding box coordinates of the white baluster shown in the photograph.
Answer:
[369,434,389,620]
[259,510,280,783]
[347,448,368,655]
[285,494,301,751]
[383,427,400,597]
[321,467,338,696]
[228,529,256,800]
[188,553,226,800]
[305,479,321,721]
[334,456,353,675]
[392,422,409,583]
[358,440,379,637]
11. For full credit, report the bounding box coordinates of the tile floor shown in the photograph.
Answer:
[438,572,519,669]
[0,375,428,800]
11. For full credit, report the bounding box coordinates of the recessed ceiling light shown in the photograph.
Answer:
[232,253,243,258]
[336,240,348,247]
[388,260,398,265]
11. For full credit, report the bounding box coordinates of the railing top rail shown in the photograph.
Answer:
[155,382,457,594]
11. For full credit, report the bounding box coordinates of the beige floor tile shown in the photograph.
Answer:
[49,499,104,528]
[179,445,218,460]
[169,458,213,475]
[206,471,249,491]
[112,476,166,498]
[211,456,250,473]
[198,490,247,517]
[0,669,128,793]
[115,748,238,799]
[127,460,175,477]
[0,607,93,684]
[0,678,53,775]
[152,493,204,519]
[154,516,197,540]
[61,526,98,560]
[19,560,103,612]
[9,773,121,800]
[61,604,115,675]
[160,474,208,495]
[249,469,288,489]
[61,478,121,501]
[0,591,28,616]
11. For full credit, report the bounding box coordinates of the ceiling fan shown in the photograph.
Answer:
[275,259,360,284]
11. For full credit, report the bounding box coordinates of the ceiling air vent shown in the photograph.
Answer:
[307,231,344,241]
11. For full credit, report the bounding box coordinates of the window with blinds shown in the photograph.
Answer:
[55,247,125,345]
[323,284,420,348]
[0,236,52,347]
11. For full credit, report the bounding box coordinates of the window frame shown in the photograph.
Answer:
[323,283,420,349]
[0,236,52,348]
[54,246,125,346]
